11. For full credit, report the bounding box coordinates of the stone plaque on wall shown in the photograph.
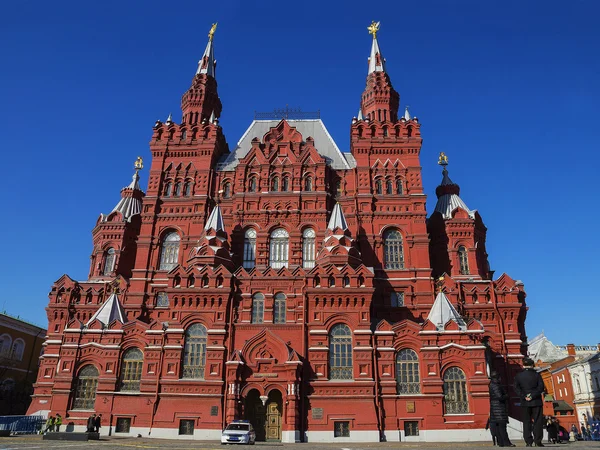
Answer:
[312,407,323,419]
[406,401,415,413]
[211,406,219,416]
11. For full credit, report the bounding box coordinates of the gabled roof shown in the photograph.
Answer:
[427,291,467,331]
[86,293,126,327]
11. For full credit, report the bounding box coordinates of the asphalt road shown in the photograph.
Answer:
[0,436,599,450]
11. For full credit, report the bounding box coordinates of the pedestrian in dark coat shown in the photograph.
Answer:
[514,357,545,447]
[489,371,515,447]
[94,414,102,433]
[86,414,96,433]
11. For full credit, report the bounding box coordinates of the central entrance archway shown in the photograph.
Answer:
[244,389,282,442]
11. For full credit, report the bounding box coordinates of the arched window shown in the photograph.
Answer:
[396,349,420,394]
[182,324,207,379]
[11,339,25,361]
[269,228,289,269]
[119,348,143,391]
[72,365,99,410]
[271,177,279,192]
[103,248,116,276]
[249,177,257,192]
[243,229,257,269]
[0,334,12,357]
[328,276,335,287]
[251,293,264,324]
[458,246,470,275]
[302,228,316,269]
[174,182,182,197]
[164,182,172,197]
[407,126,413,137]
[184,182,192,197]
[223,181,231,198]
[383,126,389,137]
[343,276,350,287]
[383,229,405,269]
[159,231,180,270]
[375,179,383,195]
[443,367,469,414]
[329,324,352,380]
[304,176,313,191]
[396,179,403,195]
[181,129,187,140]
[156,129,163,140]
[575,376,581,394]
[273,293,286,324]
[386,179,393,195]
[282,176,289,192]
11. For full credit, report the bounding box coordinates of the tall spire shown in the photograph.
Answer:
[196,23,217,78]
[367,21,386,74]
[107,157,145,222]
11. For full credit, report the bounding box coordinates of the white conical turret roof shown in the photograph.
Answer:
[403,106,411,121]
[196,25,217,78]
[87,293,126,327]
[427,291,467,331]
[368,33,386,74]
[110,171,143,222]
[204,204,225,232]
[327,202,348,231]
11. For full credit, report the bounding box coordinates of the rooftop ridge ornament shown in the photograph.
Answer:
[208,23,218,41]
[438,152,449,167]
[367,21,380,39]
[134,156,143,172]
[436,276,445,294]
[254,106,320,120]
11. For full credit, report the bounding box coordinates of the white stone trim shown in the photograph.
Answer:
[306,429,380,442]
[505,339,523,344]
[353,330,373,334]
[421,344,486,351]
[309,329,328,334]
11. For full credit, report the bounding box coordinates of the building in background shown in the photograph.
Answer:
[27,23,529,442]
[0,313,46,415]
[568,353,600,427]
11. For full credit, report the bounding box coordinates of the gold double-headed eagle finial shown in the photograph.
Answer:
[208,23,218,41]
[367,21,380,39]
[436,276,445,294]
[134,156,143,171]
[438,152,448,167]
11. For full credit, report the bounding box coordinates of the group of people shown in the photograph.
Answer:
[42,414,62,434]
[544,416,567,444]
[574,422,600,441]
[86,414,102,433]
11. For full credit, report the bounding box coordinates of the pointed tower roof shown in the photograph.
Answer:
[107,157,145,222]
[367,21,386,74]
[433,153,475,219]
[327,202,348,231]
[357,108,364,121]
[427,290,466,331]
[204,204,225,232]
[196,23,217,78]
[87,292,126,327]
[403,106,411,121]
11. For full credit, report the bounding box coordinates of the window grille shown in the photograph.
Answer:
[103,248,116,275]
[404,421,419,436]
[251,293,264,324]
[334,421,350,437]
[115,418,131,433]
[273,293,286,324]
[179,419,195,435]
[391,291,405,307]
[396,349,421,394]
[302,228,316,269]
[72,365,99,410]
[458,246,470,275]
[383,229,405,269]
[243,229,257,269]
[159,232,180,270]
[182,324,207,379]
[443,367,469,414]
[269,228,289,269]
[330,324,353,380]
[119,348,143,391]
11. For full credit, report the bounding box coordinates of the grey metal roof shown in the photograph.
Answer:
[216,119,354,171]
[327,203,348,230]
[204,204,225,232]
[87,293,126,327]
[427,291,467,331]
[109,171,143,222]
[434,193,475,220]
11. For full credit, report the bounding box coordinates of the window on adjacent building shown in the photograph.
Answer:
[443,367,469,414]
[302,228,316,269]
[243,229,257,269]
[103,247,116,276]
[72,365,99,410]
[383,229,405,269]
[119,348,143,392]
[269,228,289,269]
[182,324,207,379]
[391,292,405,307]
[396,349,421,394]
[159,231,180,270]
[0,334,12,357]
[329,324,352,380]
[11,339,25,361]
[458,246,469,275]
[274,293,286,324]
[334,421,350,438]
[251,293,265,324]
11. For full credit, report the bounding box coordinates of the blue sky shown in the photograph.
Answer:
[0,1,598,344]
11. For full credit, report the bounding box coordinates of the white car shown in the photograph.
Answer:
[221,420,256,445]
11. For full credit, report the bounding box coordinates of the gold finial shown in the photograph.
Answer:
[438,152,448,167]
[208,23,218,41]
[436,276,445,294]
[367,21,380,39]
[134,156,143,171]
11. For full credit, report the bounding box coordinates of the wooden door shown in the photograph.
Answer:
[266,401,281,441]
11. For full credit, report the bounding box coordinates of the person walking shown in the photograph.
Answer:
[489,371,515,447]
[54,414,62,432]
[514,357,545,447]
[94,414,102,433]
[43,415,55,434]
[86,414,96,433]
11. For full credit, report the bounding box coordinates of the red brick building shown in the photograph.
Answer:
[28,23,528,442]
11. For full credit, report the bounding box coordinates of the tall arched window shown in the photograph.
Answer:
[11,339,25,361]
[396,179,403,195]
[282,176,289,192]
[304,176,313,191]
[243,229,257,269]
[182,324,207,379]
[159,231,180,270]
[174,182,182,197]
[396,349,420,394]
[269,228,289,269]
[223,181,231,198]
[329,324,352,380]
[251,293,264,324]
[72,365,99,410]
[458,246,470,275]
[271,177,279,192]
[164,182,172,197]
[383,229,405,269]
[443,367,469,414]
[274,293,286,324]
[386,179,393,195]
[103,248,116,276]
[249,177,257,192]
[375,179,383,195]
[119,348,143,391]
[302,228,316,269]
[0,334,12,357]
[184,182,192,196]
